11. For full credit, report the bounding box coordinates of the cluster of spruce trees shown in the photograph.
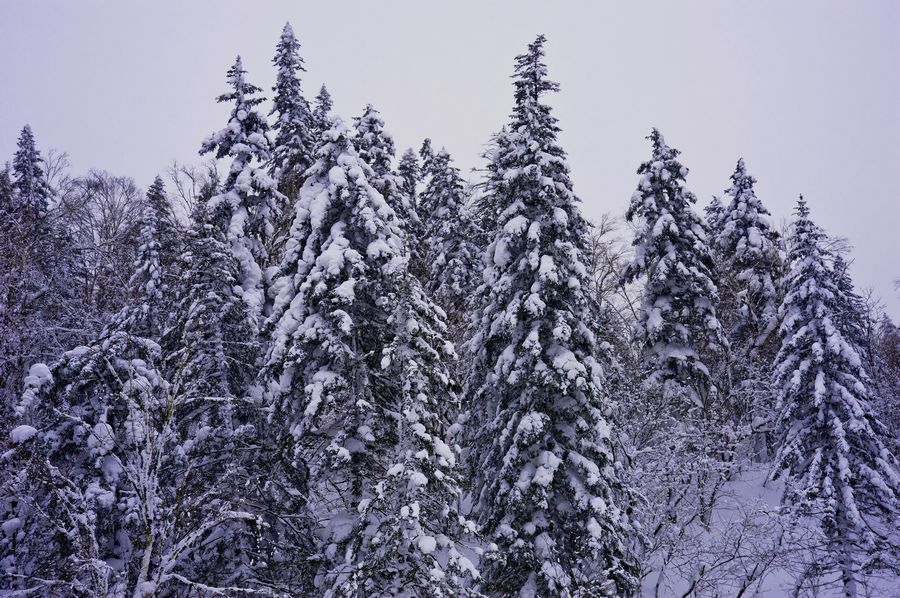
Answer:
[1,26,898,597]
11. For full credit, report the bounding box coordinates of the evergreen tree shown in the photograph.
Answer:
[311,84,333,138]
[12,125,51,219]
[270,22,315,199]
[200,56,284,325]
[712,159,782,354]
[264,117,479,592]
[165,204,257,406]
[353,104,422,242]
[706,159,783,449]
[262,117,405,581]
[831,254,866,353]
[111,200,166,340]
[144,176,180,276]
[0,128,85,417]
[703,196,724,236]
[472,126,514,248]
[0,164,13,207]
[353,104,395,182]
[418,137,435,178]
[621,129,726,411]
[334,273,479,596]
[397,147,420,203]
[771,197,900,597]
[466,35,640,596]
[419,149,481,330]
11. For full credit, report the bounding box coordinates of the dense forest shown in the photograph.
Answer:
[1,25,898,597]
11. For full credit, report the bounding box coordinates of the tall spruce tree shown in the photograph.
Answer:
[353,105,426,275]
[465,35,639,596]
[418,138,434,177]
[772,197,900,597]
[200,56,284,326]
[144,176,180,277]
[311,84,334,138]
[419,149,481,330]
[12,125,51,219]
[712,159,782,354]
[621,129,726,411]
[270,22,315,199]
[708,159,783,447]
[0,128,84,417]
[110,200,166,340]
[831,254,867,353]
[333,272,479,596]
[262,117,405,581]
[397,148,419,203]
[263,118,479,593]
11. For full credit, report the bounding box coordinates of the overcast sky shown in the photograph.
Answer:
[2,1,898,316]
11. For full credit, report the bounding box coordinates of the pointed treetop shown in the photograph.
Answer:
[314,84,333,113]
[648,127,680,162]
[512,34,559,107]
[270,21,314,185]
[12,124,51,214]
[273,22,306,80]
[147,175,165,199]
[397,147,419,192]
[728,157,756,191]
[418,137,434,173]
[353,105,395,168]
[218,56,265,108]
[795,194,809,219]
[145,175,172,220]
[281,21,296,41]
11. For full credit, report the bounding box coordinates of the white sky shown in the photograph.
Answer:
[2,0,898,316]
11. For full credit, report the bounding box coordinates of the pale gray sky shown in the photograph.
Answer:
[2,1,898,316]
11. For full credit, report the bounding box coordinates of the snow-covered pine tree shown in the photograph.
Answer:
[397,147,420,203]
[772,197,900,597]
[11,125,51,219]
[471,126,514,249]
[703,196,724,238]
[263,116,480,593]
[200,56,284,326]
[144,176,181,278]
[165,202,257,410]
[270,22,315,201]
[353,105,395,183]
[419,148,481,331]
[0,128,84,417]
[261,117,407,581]
[110,193,167,340]
[621,129,726,411]
[707,159,783,451]
[333,271,479,596]
[712,159,782,355]
[831,254,867,353]
[353,104,424,262]
[418,138,434,177]
[465,35,640,597]
[311,84,334,138]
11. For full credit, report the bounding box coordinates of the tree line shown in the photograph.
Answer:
[1,25,898,597]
